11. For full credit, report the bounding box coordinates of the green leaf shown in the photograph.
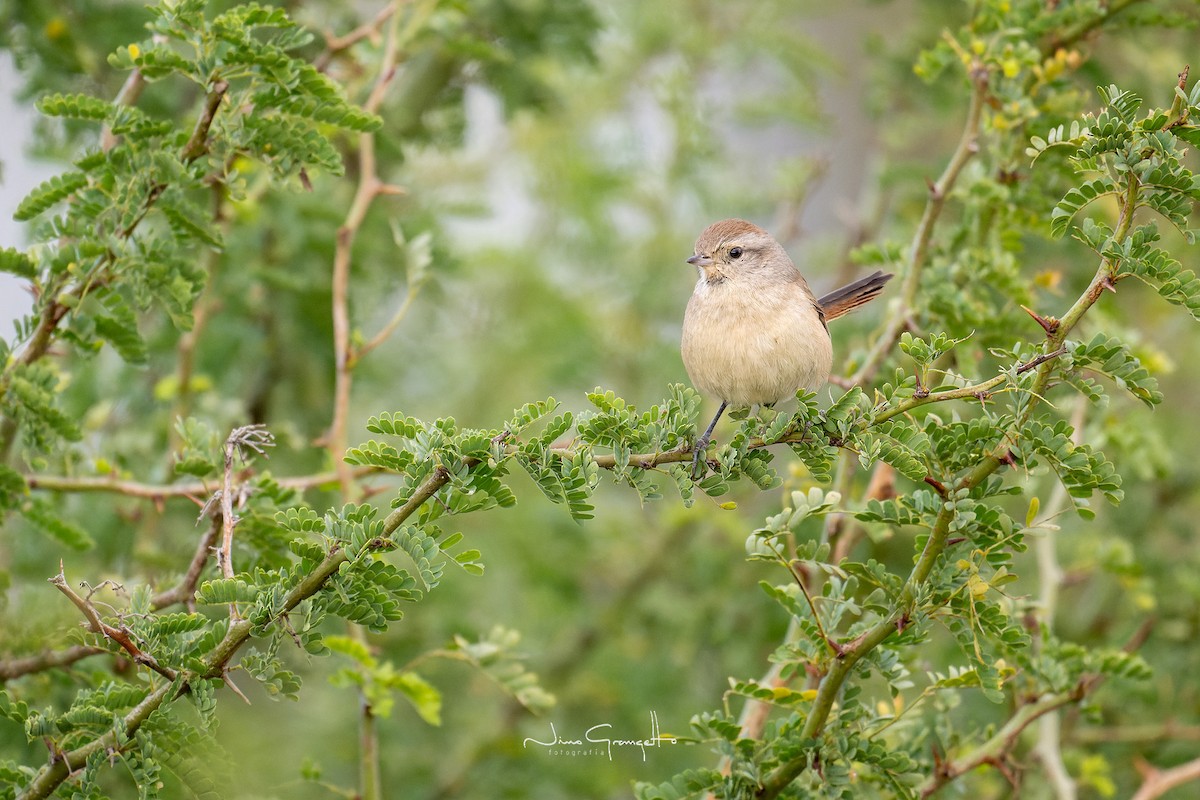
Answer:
[1051,178,1115,238]
[395,671,442,726]
[196,579,259,605]
[14,172,89,221]
[0,247,36,279]
[36,93,112,121]
[92,290,149,365]
[22,498,93,550]
[1064,332,1162,407]
[447,626,555,715]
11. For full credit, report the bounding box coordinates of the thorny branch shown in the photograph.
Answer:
[49,567,177,682]
[217,425,275,588]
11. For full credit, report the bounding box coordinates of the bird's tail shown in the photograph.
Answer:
[818,270,894,321]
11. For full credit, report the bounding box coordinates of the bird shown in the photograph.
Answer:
[680,218,892,476]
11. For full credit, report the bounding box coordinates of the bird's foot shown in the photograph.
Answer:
[690,436,711,480]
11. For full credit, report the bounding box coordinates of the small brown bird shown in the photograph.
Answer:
[681,218,892,475]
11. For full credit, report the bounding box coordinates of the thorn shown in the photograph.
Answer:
[998,449,1017,467]
[223,669,252,705]
[1101,275,1117,293]
[946,536,967,546]
[1178,64,1191,91]
[913,368,929,399]
[925,176,941,199]
[1020,304,1059,335]
[376,183,407,196]
[924,476,949,497]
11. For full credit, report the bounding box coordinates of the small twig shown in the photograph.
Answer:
[0,645,106,683]
[314,3,398,72]
[329,2,406,499]
[100,70,146,151]
[1072,722,1200,744]
[218,426,275,588]
[923,475,949,498]
[1131,755,1200,800]
[180,80,230,164]
[1016,347,1067,375]
[1031,397,1086,800]
[848,64,989,386]
[1163,64,1192,129]
[786,561,840,655]
[49,566,176,681]
[25,465,375,501]
[222,668,252,705]
[919,688,1087,797]
[353,284,421,364]
[151,516,223,611]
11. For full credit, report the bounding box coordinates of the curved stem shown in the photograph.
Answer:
[755,170,1141,800]
[848,67,988,386]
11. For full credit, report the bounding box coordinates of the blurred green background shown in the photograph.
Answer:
[2,0,1199,797]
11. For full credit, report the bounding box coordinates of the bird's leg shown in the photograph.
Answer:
[692,400,728,479]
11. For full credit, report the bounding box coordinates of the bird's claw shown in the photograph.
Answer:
[690,438,710,480]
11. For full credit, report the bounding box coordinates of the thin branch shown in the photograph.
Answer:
[920,688,1087,797]
[1032,398,1086,800]
[352,283,420,364]
[25,466,375,500]
[151,516,222,611]
[848,64,988,386]
[180,80,230,164]
[755,132,1142,800]
[48,567,177,682]
[0,645,106,683]
[314,3,398,72]
[1072,722,1200,744]
[100,70,147,151]
[1042,0,1149,53]
[324,8,407,800]
[217,426,275,590]
[329,2,405,499]
[1131,756,1200,800]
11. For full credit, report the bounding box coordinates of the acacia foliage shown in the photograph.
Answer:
[1,1,1199,799]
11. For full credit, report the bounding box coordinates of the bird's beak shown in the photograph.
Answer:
[686,254,712,268]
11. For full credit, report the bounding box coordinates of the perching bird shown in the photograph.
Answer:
[681,218,892,475]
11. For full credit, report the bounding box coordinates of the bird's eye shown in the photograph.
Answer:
[729,247,744,259]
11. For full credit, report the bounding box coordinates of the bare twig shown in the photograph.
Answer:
[323,7,409,800]
[0,645,106,683]
[848,65,988,386]
[100,71,146,151]
[353,282,420,364]
[1131,755,1200,800]
[1073,722,1200,744]
[1031,398,1086,800]
[330,2,406,499]
[151,516,223,611]
[920,686,1089,797]
[314,3,398,72]
[25,465,375,500]
[217,425,275,589]
[49,566,177,681]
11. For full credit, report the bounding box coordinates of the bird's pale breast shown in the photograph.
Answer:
[681,278,833,406]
